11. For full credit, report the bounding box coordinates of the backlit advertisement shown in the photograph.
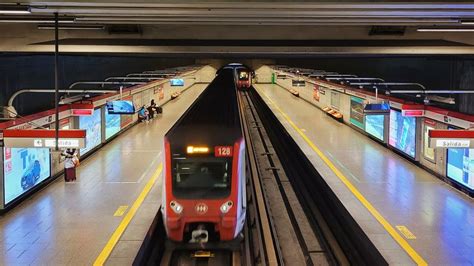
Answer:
[365,115,385,141]
[389,109,416,158]
[3,147,51,204]
[79,108,101,155]
[120,96,134,129]
[105,109,121,140]
[350,96,365,129]
[447,127,474,190]
[170,78,184,86]
[423,125,435,161]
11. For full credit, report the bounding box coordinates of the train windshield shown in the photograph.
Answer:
[172,157,232,199]
[238,71,249,80]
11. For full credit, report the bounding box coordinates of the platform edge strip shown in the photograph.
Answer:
[256,86,428,266]
[93,163,163,266]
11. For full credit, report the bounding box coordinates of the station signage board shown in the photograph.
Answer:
[70,103,94,116]
[428,129,474,148]
[2,129,86,148]
[402,110,424,117]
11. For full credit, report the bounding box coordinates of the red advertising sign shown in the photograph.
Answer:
[402,110,424,117]
[215,146,233,157]
[71,109,93,116]
[313,85,320,101]
[158,86,164,100]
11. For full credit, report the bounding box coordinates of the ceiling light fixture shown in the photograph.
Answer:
[0,17,75,23]
[37,24,105,30]
[0,5,30,14]
[460,20,474,25]
[417,28,474,32]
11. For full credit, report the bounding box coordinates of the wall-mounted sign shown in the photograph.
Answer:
[429,129,474,148]
[434,139,471,148]
[3,129,86,148]
[70,103,94,116]
[402,110,424,117]
[364,102,390,114]
[313,85,320,101]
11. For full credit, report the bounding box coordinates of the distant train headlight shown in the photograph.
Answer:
[220,201,233,214]
[170,201,183,214]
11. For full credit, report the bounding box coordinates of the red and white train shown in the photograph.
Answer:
[162,66,246,245]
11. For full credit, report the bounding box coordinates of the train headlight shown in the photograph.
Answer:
[220,201,233,214]
[170,201,183,214]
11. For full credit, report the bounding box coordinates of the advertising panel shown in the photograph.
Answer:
[447,148,474,190]
[120,96,134,129]
[350,96,365,129]
[365,115,385,141]
[105,109,121,140]
[170,78,184,86]
[79,108,102,155]
[447,126,474,190]
[313,85,320,101]
[423,125,436,161]
[106,100,135,115]
[3,147,51,204]
[154,85,164,100]
[389,109,417,158]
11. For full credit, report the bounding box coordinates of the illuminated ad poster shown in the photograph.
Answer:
[423,122,436,161]
[79,108,102,155]
[105,109,121,140]
[365,115,385,141]
[389,109,417,158]
[120,96,134,129]
[3,147,51,204]
[447,127,474,190]
[313,85,320,101]
[154,85,164,100]
[349,96,365,129]
[170,78,184,86]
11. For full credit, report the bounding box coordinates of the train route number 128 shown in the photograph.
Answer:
[215,146,233,157]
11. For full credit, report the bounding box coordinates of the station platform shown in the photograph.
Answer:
[254,83,474,265]
[0,83,207,266]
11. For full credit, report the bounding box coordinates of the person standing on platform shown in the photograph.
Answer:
[147,99,157,120]
[62,148,79,182]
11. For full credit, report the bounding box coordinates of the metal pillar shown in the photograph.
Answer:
[54,12,59,150]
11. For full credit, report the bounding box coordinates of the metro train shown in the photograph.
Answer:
[235,66,252,90]
[162,65,246,245]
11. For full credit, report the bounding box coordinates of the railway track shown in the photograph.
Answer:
[133,83,387,266]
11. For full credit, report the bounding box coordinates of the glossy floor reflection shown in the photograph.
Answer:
[255,84,474,265]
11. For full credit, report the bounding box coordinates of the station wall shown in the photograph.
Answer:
[276,57,474,114]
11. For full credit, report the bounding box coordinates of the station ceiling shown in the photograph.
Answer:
[2,1,474,55]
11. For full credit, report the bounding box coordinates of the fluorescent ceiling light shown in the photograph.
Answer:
[0,5,30,14]
[417,28,474,32]
[461,20,474,25]
[37,24,105,30]
[0,17,74,23]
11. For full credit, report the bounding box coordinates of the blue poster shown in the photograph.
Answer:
[105,109,121,140]
[389,109,416,158]
[3,148,51,204]
[365,115,385,141]
[447,127,474,190]
[80,108,102,155]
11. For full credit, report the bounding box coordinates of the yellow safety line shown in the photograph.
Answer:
[257,87,427,266]
[94,163,163,266]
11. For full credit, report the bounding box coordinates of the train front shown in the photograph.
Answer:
[163,136,245,243]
